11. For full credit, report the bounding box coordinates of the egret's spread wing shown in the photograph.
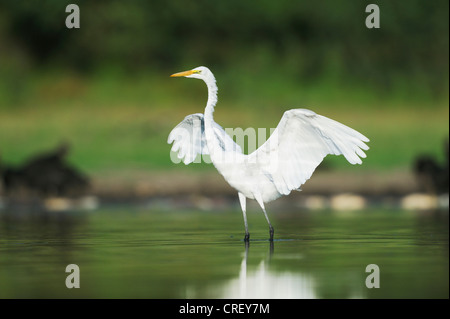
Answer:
[168,113,242,164]
[168,113,207,164]
[212,124,243,154]
[248,109,369,195]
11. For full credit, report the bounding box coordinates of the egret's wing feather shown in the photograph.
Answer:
[168,114,242,165]
[212,123,243,154]
[248,109,369,195]
[168,113,208,164]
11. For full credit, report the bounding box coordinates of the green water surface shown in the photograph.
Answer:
[0,207,448,299]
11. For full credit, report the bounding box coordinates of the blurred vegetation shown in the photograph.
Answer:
[0,0,448,175]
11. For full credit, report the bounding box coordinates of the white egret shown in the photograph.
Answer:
[168,66,369,241]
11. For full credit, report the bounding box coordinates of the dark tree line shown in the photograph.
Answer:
[0,0,448,97]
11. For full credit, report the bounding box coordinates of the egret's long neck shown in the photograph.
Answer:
[203,77,218,124]
[202,75,221,159]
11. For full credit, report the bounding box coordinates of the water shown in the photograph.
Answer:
[0,207,448,298]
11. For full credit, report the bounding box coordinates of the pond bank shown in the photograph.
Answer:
[90,169,422,199]
[1,169,448,213]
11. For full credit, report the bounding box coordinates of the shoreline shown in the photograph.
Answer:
[89,169,422,199]
[1,169,448,213]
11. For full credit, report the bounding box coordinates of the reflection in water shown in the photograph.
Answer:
[0,209,88,266]
[0,209,447,298]
[223,242,317,298]
[187,242,365,299]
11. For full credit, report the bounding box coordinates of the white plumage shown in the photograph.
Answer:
[168,66,369,241]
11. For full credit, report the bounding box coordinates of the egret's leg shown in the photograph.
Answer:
[238,192,250,242]
[254,194,274,241]
[263,208,274,241]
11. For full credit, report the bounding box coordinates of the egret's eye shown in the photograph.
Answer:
[193,70,201,74]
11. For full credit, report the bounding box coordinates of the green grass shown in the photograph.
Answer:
[0,71,448,176]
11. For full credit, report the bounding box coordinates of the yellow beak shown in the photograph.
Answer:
[170,69,197,77]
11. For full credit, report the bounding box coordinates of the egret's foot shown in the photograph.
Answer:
[269,227,274,242]
[244,233,250,242]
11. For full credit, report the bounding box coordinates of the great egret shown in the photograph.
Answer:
[168,66,369,241]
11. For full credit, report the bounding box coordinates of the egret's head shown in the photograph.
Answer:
[170,66,214,82]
